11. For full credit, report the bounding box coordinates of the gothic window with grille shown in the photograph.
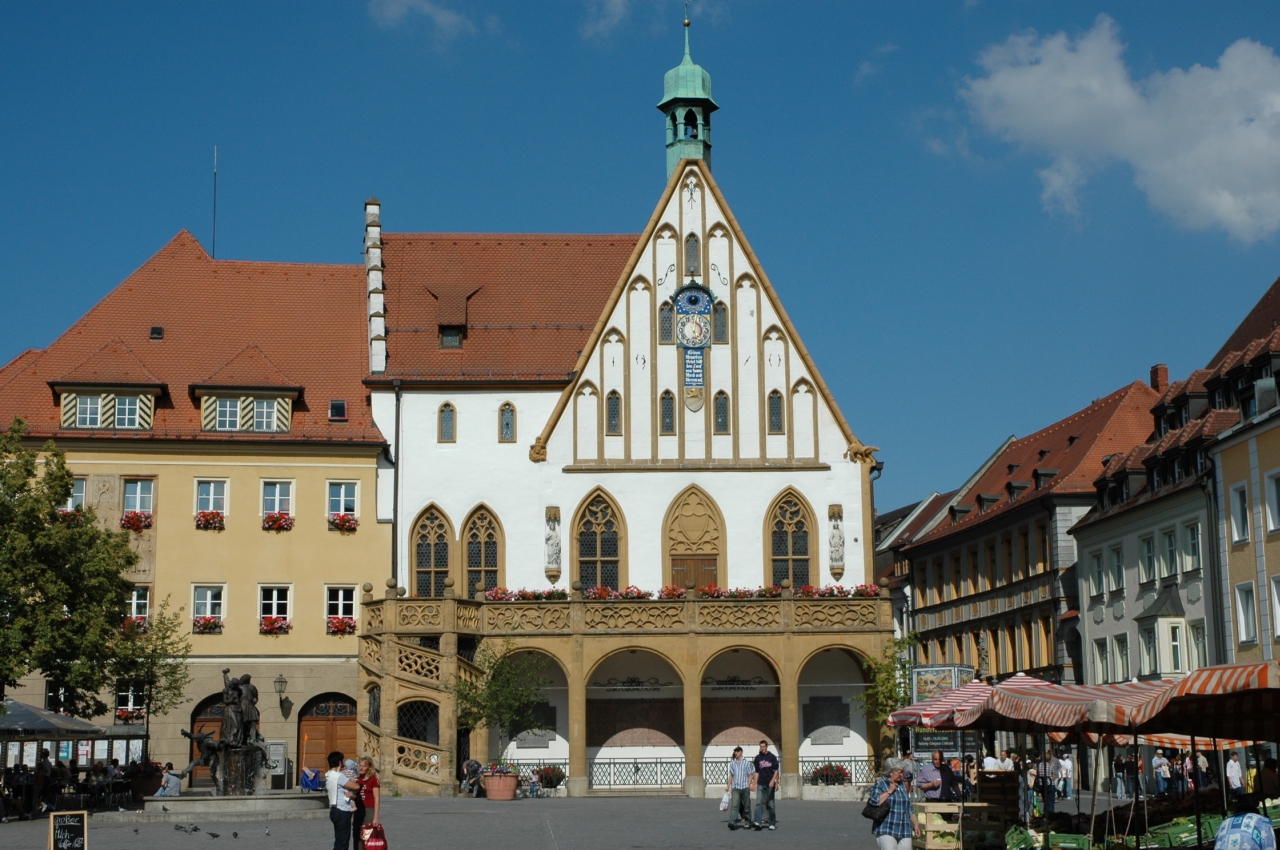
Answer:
[660,391,676,435]
[769,494,811,588]
[397,700,439,745]
[713,391,730,434]
[438,403,456,442]
[464,510,501,599]
[767,390,785,434]
[499,403,516,442]
[577,494,622,590]
[367,685,381,727]
[685,233,700,275]
[414,508,451,597]
[658,302,674,344]
[713,302,728,343]
[605,391,622,436]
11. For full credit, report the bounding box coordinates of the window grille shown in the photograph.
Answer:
[439,404,456,442]
[767,390,785,434]
[713,302,728,343]
[414,509,451,597]
[464,510,500,599]
[659,391,676,435]
[658,303,674,344]
[769,495,810,588]
[499,403,516,442]
[577,495,621,590]
[605,391,622,436]
[397,700,440,745]
[713,391,730,434]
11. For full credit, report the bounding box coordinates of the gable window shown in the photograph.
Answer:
[197,480,226,513]
[1089,552,1104,597]
[260,586,289,618]
[194,585,224,618]
[262,481,292,515]
[659,391,676,435]
[767,390,785,434]
[329,399,348,421]
[1236,582,1258,643]
[253,398,277,432]
[1184,524,1201,571]
[216,397,240,431]
[65,477,86,511]
[124,479,153,513]
[413,508,452,598]
[685,233,700,275]
[439,326,465,348]
[464,509,501,599]
[438,403,456,443]
[769,493,811,588]
[1140,537,1156,583]
[713,302,728,343]
[1114,634,1130,681]
[76,395,100,428]
[713,391,730,434]
[1232,483,1250,542]
[499,403,516,442]
[128,586,150,619]
[116,396,139,429]
[605,391,622,436]
[1094,639,1109,683]
[326,586,356,618]
[1162,530,1178,578]
[576,494,621,590]
[658,302,674,344]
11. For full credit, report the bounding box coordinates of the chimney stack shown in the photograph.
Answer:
[1150,363,1168,392]
[365,198,386,374]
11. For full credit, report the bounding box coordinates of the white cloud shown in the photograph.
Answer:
[580,0,630,40]
[962,14,1280,243]
[853,42,898,87]
[368,0,478,45]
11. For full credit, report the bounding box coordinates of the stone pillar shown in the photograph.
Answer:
[779,662,802,800]
[566,644,588,797]
[683,669,703,798]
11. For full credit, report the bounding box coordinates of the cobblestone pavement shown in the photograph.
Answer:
[3,796,881,850]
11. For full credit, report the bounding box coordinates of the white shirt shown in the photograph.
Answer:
[326,769,354,811]
[983,756,999,770]
[1227,759,1243,789]
[1061,757,1073,779]
[998,758,1014,770]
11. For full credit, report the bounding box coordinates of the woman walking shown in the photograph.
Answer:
[869,758,920,850]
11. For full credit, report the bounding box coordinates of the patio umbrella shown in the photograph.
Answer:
[1135,660,1280,741]
[0,698,106,738]
[887,679,991,728]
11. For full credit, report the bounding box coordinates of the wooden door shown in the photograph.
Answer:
[297,695,357,781]
[188,698,223,787]
[671,557,718,589]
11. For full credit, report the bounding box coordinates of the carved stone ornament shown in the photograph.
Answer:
[667,489,721,555]
[828,507,845,576]
[685,386,704,411]
[528,436,547,463]
[846,444,880,464]
[544,507,562,584]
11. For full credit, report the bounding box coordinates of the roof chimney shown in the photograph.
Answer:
[1150,363,1168,392]
[365,197,386,374]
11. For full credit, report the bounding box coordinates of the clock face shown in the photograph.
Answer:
[676,313,711,347]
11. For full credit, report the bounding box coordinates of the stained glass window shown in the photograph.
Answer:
[606,391,622,436]
[713,391,730,434]
[713,302,728,343]
[659,302,674,344]
[770,494,810,588]
[577,494,621,590]
[414,509,451,597]
[767,390,785,434]
[660,391,676,435]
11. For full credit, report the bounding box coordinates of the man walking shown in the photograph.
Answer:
[1226,752,1244,802]
[325,751,360,850]
[1152,750,1169,796]
[1059,752,1073,800]
[726,746,755,830]
[752,741,779,830]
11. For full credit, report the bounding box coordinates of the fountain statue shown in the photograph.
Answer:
[178,669,272,795]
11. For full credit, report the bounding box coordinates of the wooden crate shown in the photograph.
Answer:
[915,801,964,850]
[974,770,1020,824]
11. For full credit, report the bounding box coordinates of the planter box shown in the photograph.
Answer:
[483,773,518,801]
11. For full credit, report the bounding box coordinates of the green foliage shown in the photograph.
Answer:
[0,418,137,717]
[112,595,193,721]
[853,632,921,723]
[453,638,550,741]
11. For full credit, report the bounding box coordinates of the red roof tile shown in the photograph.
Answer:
[1210,276,1280,368]
[0,231,382,444]
[197,345,296,390]
[55,339,162,387]
[377,233,639,381]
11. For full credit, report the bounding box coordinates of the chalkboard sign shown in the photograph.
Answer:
[48,810,87,850]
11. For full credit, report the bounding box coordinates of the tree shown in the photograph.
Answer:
[452,639,549,759]
[853,632,921,724]
[0,418,137,717]
[112,595,193,752]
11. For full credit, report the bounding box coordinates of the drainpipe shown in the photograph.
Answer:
[391,379,402,586]
[1200,468,1226,664]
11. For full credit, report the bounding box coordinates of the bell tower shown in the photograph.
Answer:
[658,16,718,179]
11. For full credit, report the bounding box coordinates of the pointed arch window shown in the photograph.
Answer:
[713,391,730,434]
[767,390,785,434]
[438,403,456,443]
[413,508,452,597]
[659,390,676,435]
[685,233,700,276]
[683,110,698,139]
[769,494,811,588]
[712,302,728,343]
[463,509,501,599]
[658,302,674,344]
[605,391,622,436]
[576,493,622,590]
[498,403,516,443]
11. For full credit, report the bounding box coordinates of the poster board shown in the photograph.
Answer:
[48,811,87,850]
[267,740,287,776]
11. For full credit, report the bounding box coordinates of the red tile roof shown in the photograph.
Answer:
[906,380,1160,548]
[377,233,639,381]
[0,231,383,444]
[1210,276,1280,368]
[197,345,296,390]
[55,339,162,387]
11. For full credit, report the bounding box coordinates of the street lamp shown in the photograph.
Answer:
[274,674,293,719]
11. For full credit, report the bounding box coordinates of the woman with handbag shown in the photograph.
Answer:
[867,758,920,850]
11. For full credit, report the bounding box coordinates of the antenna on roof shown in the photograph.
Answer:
[212,145,218,259]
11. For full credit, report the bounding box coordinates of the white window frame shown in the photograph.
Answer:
[1141,627,1157,676]
[115,395,140,429]
[195,479,229,514]
[1267,468,1280,533]
[1161,529,1179,578]
[128,586,150,618]
[66,477,86,511]
[123,478,154,513]
[1169,622,1185,673]
[327,481,358,517]
[326,586,356,618]
[1114,634,1130,681]
[1140,536,1156,583]
[1089,552,1105,597]
[216,397,240,431]
[116,681,143,712]
[76,394,100,428]
[259,585,291,619]
[1231,483,1250,543]
[1272,576,1280,640]
[261,480,294,516]
[1094,638,1109,683]
[1190,620,1207,670]
[252,398,277,432]
[193,584,225,619]
[1110,546,1125,592]
[1184,523,1202,572]
[1236,581,1258,644]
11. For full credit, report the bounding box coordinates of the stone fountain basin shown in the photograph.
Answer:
[94,793,328,823]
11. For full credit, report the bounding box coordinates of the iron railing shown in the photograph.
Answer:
[505,759,569,786]
[800,756,877,785]
[589,758,685,787]
[702,758,731,785]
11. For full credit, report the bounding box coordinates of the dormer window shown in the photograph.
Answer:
[216,398,240,431]
[76,395,100,428]
[1212,388,1224,409]
[440,326,465,349]
[329,399,348,421]
[60,390,156,431]
[203,395,290,433]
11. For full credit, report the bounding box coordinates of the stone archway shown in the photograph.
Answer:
[664,485,726,589]
[297,692,356,782]
[586,650,684,787]
[796,648,871,784]
[700,648,780,783]
[496,650,568,765]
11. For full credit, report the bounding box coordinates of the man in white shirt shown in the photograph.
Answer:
[1059,754,1073,799]
[1226,752,1244,802]
[325,751,360,850]
[983,750,1000,771]
[1152,750,1170,796]
[998,750,1014,771]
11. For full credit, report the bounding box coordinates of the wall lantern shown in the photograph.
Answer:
[274,674,293,719]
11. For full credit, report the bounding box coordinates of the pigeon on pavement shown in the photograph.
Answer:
[232,833,238,839]
[161,805,169,812]
[208,832,220,839]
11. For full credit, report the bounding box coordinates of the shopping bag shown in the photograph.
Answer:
[719,791,731,811]
[362,823,388,850]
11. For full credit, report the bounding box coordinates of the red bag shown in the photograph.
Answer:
[361,823,388,850]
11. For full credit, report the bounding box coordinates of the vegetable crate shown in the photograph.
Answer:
[1045,833,1091,850]
[915,802,963,850]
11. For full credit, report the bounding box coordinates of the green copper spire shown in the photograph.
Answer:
[658,15,718,179]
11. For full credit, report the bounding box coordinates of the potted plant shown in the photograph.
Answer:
[326,616,357,635]
[482,762,519,800]
[532,765,565,789]
[192,616,223,635]
[260,615,291,635]
[120,510,152,533]
[129,760,165,800]
[328,512,359,533]
[195,510,225,531]
[262,512,295,532]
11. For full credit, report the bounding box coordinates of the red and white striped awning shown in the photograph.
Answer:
[1135,661,1280,741]
[1049,730,1253,750]
[887,673,1052,728]
[953,679,1176,733]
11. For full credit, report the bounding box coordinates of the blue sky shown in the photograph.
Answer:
[3,1,1280,511]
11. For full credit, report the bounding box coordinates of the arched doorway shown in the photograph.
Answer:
[587,650,683,788]
[701,648,780,784]
[297,693,356,781]
[187,694,223,787]
[664,485,726,589]
[499,651,568,783]
[797,648,871,784]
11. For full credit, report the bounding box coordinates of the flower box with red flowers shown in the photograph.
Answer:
[328,513,359,533]
[57,508,82,523]
[657,585,687,599]
[122,615,149,635]
[119,511,153,533]
[115,708,146,724]
[532,765,566,788]
[262,512,295,532]
[795,584,857,599]
[192,616,223,635]
[260,616,291,635]
[195,510,225,531]
[850,583,881,598]
[326,616,357,635]
[810,763,851,785]
[484,587,570,601]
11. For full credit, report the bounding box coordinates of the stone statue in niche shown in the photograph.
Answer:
[828,505,845,568]
[544,507,561,583]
